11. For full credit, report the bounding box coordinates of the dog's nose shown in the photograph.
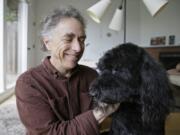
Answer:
[89,87,100,100]
[89,89,96,97]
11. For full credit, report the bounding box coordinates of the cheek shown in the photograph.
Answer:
[82,46,85,53]
[52,44,65,59]
[58,46,67,60]
[79,45,85,55]
[79,48,84,58]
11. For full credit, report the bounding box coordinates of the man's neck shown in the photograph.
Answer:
[50,57,72,78]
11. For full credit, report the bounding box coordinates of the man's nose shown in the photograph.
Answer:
[71,39,82,52]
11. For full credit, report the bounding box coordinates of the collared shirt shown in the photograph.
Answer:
[15,56,99,135]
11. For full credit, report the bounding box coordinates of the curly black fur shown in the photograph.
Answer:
[89,43,174,135]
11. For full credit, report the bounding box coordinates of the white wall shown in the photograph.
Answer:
[27,0,36,68]
[140,0,180,47]
[20,0,37,69]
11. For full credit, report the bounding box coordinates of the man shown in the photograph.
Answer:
[15,6,119,135]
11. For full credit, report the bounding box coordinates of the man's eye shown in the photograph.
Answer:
[79,38,85,43]
[64,38,72,42]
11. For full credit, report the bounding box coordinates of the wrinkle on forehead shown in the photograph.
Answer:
[63,32,86,39]
[52,18,85,37]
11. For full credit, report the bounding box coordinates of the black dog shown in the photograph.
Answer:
[89,43,174,135]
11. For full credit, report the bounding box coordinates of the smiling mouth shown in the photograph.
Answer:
[66,54,80,61]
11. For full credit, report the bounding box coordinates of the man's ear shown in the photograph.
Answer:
[43,37,51,50]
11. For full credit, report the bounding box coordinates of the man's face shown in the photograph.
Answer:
[44,18,86,70]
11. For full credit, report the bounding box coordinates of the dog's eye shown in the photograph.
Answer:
[112,70,117,74]
[96,69,100,74]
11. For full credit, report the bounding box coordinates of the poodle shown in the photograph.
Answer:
[89,43,174,135]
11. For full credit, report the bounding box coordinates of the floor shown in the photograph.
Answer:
[0,95,16,108]
[0,95,25,135]
[0,93,180,135]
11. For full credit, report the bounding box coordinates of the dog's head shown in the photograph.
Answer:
[90,43,173,122]
[90,43,144,104]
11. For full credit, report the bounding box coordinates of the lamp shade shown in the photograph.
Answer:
[109,8,123,31]
[87,0,111,23]
[142,0,168,16]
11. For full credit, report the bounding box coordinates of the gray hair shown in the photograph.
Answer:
[40,6,86,51]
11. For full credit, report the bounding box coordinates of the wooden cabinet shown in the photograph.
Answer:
[144,45,180,61]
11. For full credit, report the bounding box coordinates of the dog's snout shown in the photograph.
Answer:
[89,88,98,97]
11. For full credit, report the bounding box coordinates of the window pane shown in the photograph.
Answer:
[5,0,19,88]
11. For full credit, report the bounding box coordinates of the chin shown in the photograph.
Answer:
[67,61,78,69]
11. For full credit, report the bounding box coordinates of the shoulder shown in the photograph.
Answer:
[15,64,49,97]
[78,64,98,77]
[16,64,44,84]
[75,65,99,84]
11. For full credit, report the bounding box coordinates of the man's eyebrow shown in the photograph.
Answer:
[63,33,86,38]
[63,33,75,38]
[80,35,86,39]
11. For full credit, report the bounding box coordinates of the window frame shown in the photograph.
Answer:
[0,0,6,93]
[0,0,28,93]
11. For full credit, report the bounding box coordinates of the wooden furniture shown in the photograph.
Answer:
[144,45,180,61]
[100,113,180,135]
[165,113,180,135]
[144,45,180,87]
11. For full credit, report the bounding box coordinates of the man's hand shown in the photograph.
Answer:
[92,103,120,124]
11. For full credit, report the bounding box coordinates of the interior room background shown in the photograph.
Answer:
[0,0,180,94]
[33,0,180,65]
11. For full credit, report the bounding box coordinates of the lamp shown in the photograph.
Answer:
[108,0,125,42]
[87,0,168,43]
[109,4,124,31]
[87,0,111,23]
[142,0,168,17]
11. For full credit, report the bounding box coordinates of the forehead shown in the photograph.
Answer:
[53,18,85,37]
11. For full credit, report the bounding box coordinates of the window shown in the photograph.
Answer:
[0,0,28,93]
[5,0,19,88]
[0,0,5,93]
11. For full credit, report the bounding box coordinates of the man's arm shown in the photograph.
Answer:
[15,78,99,135]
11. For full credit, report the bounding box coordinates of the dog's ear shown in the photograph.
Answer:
[140,51,174,124]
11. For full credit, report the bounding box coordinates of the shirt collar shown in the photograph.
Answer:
[42,56,80,79]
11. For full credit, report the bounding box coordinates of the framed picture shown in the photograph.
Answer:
[150,38,157,45]
[169,35,175,45]
[150,36,166,46]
